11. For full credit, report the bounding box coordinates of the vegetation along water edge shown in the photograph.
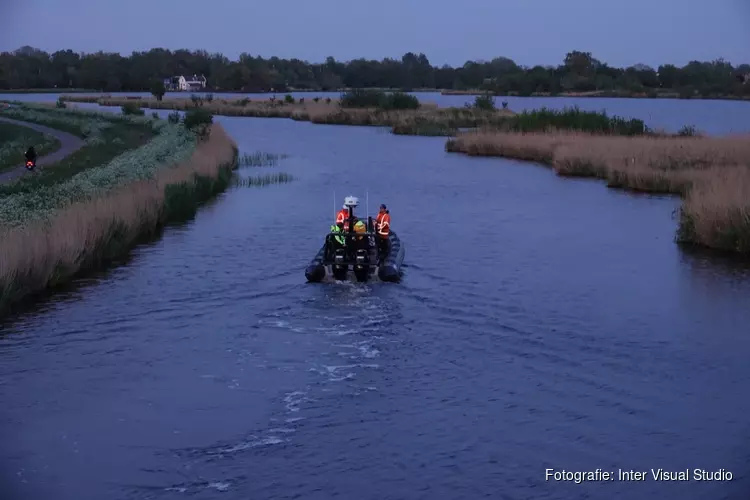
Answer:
[0,103,239,318]
[57,91,749,256]
[446,130,750,255]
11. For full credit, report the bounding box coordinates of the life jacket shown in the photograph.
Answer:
[336,209,351,230]
[376,211,390,238]
[330,225,345,246]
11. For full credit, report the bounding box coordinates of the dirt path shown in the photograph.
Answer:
[0,116,85,184]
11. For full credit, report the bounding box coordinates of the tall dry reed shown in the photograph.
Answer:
[60,95,512,131]
[446,130,750,254]
[0,123,238,316]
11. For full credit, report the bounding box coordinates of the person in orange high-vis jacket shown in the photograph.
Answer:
[376,204,391,257]
[336,206,348,228]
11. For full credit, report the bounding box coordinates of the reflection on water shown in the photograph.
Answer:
[1,117,750,500]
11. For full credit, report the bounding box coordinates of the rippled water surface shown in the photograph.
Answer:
[2,116,750,500]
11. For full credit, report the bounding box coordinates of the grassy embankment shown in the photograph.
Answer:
[59,90,518,136]
[0,103,238,317]
[445,113,750,254]
[0,121,61,172]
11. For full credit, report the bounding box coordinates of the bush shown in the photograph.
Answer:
[502,107,648,136]
[325,97,331,104]
[151,111,159,119]
[121,102,145,116]
[379,91,419,110]
[678,125,699,136]
[340,89,420,110]
[313,97,320,103]
[190,94,203,106]
[182,108,213,138]
[167,110,181,124]
[56,98,66,109]
[205,93,214,103]
[284,94,295,104]
[471,93,496,111]
[299,97,305,104]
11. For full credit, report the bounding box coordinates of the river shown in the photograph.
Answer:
[2,110,750,500]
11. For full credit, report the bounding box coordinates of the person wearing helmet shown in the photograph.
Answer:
[335,196,359,232]
[352,220,369,253]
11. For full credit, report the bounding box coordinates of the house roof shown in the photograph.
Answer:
[181,74,206,83]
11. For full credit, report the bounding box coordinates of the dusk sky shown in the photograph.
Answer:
[2,0,749,68]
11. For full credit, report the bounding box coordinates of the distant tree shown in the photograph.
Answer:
[150,79,165,101]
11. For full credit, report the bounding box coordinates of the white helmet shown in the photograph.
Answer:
[343,196,359,208]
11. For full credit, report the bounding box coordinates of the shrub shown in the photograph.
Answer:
[56,98,66,109]
[284,94,295,104]
[471,93,496,111]
[121,102,145,116]
[167,110,181,124]
[313,97,320,103]
[340,89,383,108]
[499,107,648,136]
[190,94,203,106]
[340,89,420,110]
[678,125,699,137]
[182,108,213,138]
[299,97,305,104]
[151,111,159,120]
[325,97,331,104]
[205,93,214,103]
[379,92,419,110]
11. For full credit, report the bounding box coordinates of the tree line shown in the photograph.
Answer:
[2,46,749,98]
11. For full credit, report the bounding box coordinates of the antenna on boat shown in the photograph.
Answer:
[333,190,336,222]
[366,189,370,231]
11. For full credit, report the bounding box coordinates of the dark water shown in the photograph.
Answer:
[3,117,750,500]
[6,91,750,134]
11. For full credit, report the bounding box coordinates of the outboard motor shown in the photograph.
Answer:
[353,248,369,282]
[332,248,348,280]
[25,159,35,171]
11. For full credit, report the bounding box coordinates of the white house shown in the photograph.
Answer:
[164,75,207,91]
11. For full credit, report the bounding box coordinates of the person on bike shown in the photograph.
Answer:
[25,146,37,163]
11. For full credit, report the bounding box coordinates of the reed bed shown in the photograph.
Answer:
[238,151,289,167]
[446,130,750,253]
[234,172,295,187]
[0,124,238,316]
[59,94,514,132]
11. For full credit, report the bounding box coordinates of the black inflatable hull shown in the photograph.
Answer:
[305,231,404,283]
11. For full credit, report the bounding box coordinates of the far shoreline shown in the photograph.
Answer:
[1,87,749,102]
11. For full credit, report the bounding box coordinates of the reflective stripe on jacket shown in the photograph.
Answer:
[330,225,345,245]
[377,213,390,237]
[336,209,352,231]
